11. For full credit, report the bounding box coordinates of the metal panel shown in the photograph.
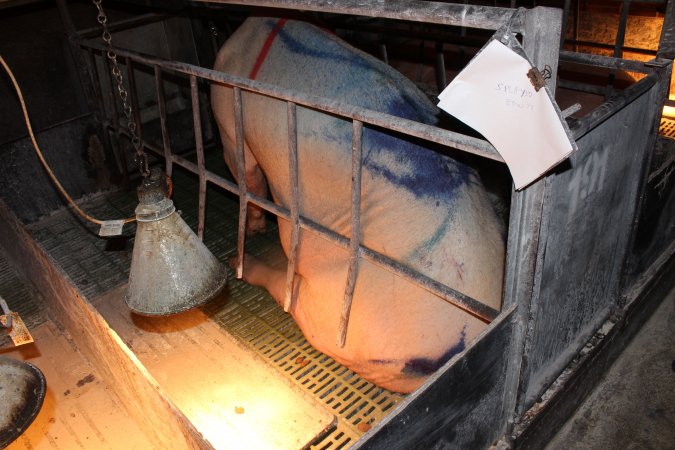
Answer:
[657,0,675,60]
[353,305,518,450]
[517,82,661,408]
[500,4,564,435]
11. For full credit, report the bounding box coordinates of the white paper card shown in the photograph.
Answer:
[438,39,574,189]
[99,219,125,237]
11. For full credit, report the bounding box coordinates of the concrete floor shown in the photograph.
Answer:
[547,286,675,449]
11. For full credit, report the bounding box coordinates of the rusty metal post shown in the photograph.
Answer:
[283,101,300,313]
[337,119,363,348]
[190,75,207,240]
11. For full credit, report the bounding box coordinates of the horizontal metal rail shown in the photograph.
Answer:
[82,32,502,330]
[193,0,524,32]
[81,40,504,163]
[77,13,169,38]
[570,72,658,140]
[110,121,500,323]
[559,50,654,74]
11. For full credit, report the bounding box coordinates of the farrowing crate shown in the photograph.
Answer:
[2,1,673,449]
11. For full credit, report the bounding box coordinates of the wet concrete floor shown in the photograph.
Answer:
[547,286,675,449]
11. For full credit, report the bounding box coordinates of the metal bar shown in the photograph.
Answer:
[190,74,207,240]
[103,55,129,182]
[77,13,169,38]
[558,79,607,96]
[337,120,364,348]
[111,129,224,184]
[172,153,200,174]
[195,0,524,32]
[563,39,657,57]
[559,50,653,74]
[103,56,119,131]
[504,3,562,424]
[435,41,447,92]
[331,20,487,52]
[234,87,247,279]
[79,40,504,163]
[154,66,174,177]
[657,0,675,59]
[379,43,388,65]
[569,73,658,140]
[86,49,107,134]
[125,56,144,147]
[283,102,300,313]
[85,48,125,176]
[206,171,239,196]
[234,190,498,323]
[561,0,571,50]
[605,0,631,97]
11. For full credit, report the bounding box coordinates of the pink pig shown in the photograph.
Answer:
[211,17,505,393]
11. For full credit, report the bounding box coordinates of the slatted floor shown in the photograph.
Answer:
[659,117,675,138]
[17,161,404,449]
[0,247,155,449]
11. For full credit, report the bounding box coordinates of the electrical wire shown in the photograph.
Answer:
[0,54,135,226]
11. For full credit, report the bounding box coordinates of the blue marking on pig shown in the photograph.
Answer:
[362,128,475,200]
[269,18,476,200]
[402,325,467,377]
[272,20,437,124]
[407,213,453,263]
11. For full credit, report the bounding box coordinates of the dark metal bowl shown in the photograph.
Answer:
[0,356,46,448]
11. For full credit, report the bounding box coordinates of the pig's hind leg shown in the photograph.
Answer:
[216,120,269,236]
[229,253,299,309]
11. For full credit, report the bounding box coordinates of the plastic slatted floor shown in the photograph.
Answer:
[659,117,675,139]
[24,164,404,449]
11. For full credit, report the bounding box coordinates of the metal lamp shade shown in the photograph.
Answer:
[125,171,227,316]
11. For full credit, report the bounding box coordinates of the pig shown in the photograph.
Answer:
[210,17,505,393]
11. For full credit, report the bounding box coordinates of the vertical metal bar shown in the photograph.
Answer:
[155,66,173,177]
[86,49,107,125]
[233,87,247,279]
[283,102,300,313]
[574,0,580,53]
[503,5,563,424]
[379,43,389,64]
[561,0,571,50]
[190,75,207,240]
[125,56,143,146]
[86,48,124,176]
[104,56,119,131]
[657,0,675,59]
[337,119,363,348]
[606,0,631,98]
[103,55,128,183]
[435,41,447,92]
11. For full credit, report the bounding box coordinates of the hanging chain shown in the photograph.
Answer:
[92,0,149,177]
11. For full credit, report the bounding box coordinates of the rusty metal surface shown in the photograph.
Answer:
[0,357,46,448]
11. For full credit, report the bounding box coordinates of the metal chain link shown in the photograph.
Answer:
[92,0,149,177]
